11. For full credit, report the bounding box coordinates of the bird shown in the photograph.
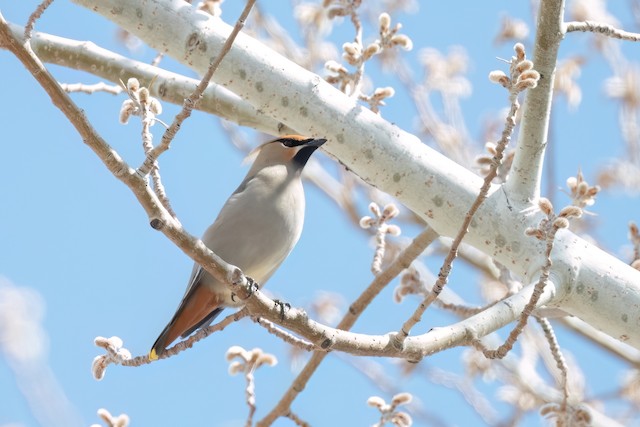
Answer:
[149,135,326,360]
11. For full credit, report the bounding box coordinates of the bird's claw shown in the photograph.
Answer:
[246,276,259,295]
[273,299,291,321]
[231,276,259,302]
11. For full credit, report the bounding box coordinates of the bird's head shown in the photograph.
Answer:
[246,135,327,172]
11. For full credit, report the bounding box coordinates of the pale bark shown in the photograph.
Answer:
[67,0,640,349]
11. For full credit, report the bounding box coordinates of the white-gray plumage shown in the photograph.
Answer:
[149,135,325,359]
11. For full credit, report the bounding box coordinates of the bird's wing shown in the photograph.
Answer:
[150,169,303,359]
[201,174,303,286]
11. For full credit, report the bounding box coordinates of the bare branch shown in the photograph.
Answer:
[284,411,309,427]
[92,310,247,378]
[475,198,582,359]
[93,408,130,427]
[253,317,315,351]
[226,346,277,427]
[24,0,54,43]
[68,0,640,350]
[565,21,640,42]
[3,21,292,136]
[506,0,564,202]
[120,78,178,219]
[396,43,539,345]
[138,0,257,175]
[258,227,438,426]
[60,81,122,95]
[144,309,249,363]
[536,317,569,412]
[0,20,559,368]
[0,11,247,326]
[359,202,401,275]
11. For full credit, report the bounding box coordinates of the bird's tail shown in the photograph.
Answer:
[148,285,224,360]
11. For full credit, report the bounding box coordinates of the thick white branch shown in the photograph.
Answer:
[71,0,640,349]
[4,22,291,135]
[505,0,564,202]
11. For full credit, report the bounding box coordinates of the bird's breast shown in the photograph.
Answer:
[199,175,305,304]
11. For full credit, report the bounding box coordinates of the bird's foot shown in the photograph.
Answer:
[273,299,291,321]
[246,276,259,295]
[231,276,259,302]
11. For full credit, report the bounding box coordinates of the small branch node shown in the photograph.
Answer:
[149,217,165,230]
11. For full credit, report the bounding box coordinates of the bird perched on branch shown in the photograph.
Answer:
[149,135,326,360]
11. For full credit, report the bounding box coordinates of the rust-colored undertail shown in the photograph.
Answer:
[149,285,223,360]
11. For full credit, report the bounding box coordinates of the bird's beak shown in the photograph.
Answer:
[308,138,327,147]
[290,137,326,167]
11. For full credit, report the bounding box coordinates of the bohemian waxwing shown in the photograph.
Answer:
[149,135,326,360]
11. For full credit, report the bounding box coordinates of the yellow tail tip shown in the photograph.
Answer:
[149,349,159,361]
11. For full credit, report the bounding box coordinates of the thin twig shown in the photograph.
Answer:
[150,51,164,67]
[124,309,248,368]
[396,88,519,344]
[536,316,569,411]
[473,229,556,359]
[396,43,539,346]
[226,347,277,427]
[60,81,122,95]
[95,408,130,427]
[436,299,501,317]
[565,21,640,42]
[257,227,438,427]
[91,308,248,380]
[6,21,293,135]
[470,201,583,360]
[143,308,249,363]
[129,82,179,219]
[253,317,315,351]
[348,7,365,98]
[285,411,310,427]
[360,202,401,275]
[338,355,449,426]
[137,0,257,175]
[24,0,54,43]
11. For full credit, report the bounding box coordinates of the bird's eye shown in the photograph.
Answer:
[280,137,311,148]
[280,138,300,148]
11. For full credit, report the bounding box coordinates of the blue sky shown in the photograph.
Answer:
[1,1,638,426]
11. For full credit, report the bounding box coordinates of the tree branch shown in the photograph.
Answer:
[564,21,640,42]
[9,0,640,348]
[0,9,245,315]
[0,12,561,362]
[138,0,257,175]
[258,227,438,426]
[505,0,564,202]
[3,22,293,136]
